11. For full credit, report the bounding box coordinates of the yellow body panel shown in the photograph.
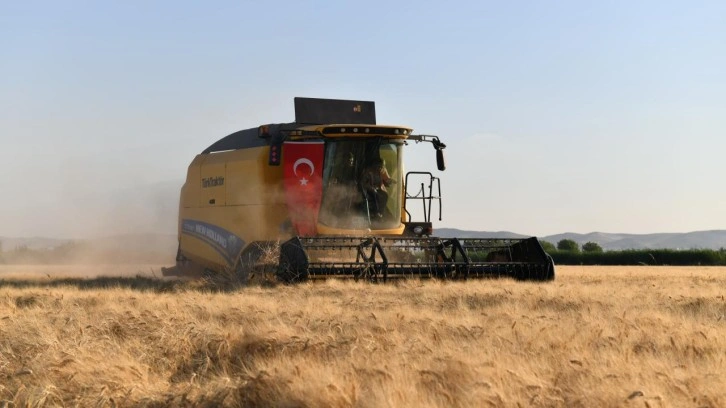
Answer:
[316,223,405,236]
[178,124,414,272]
[178,146,290,270]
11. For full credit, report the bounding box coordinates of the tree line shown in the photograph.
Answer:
[541,239,726,266]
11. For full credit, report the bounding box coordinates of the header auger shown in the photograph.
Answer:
[166,97,555,283]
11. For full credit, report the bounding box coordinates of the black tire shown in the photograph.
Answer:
[277,237,309,283]
[233,259,250,285]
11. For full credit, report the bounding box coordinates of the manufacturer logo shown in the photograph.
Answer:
[181,219,245,265]
[202,176,224,188]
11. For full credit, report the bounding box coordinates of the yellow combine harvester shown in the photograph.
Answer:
[168,97,554,282]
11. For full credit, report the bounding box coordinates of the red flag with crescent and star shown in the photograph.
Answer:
[282,141,325,236]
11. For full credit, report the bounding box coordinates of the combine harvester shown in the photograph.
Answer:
[168,97,554,282]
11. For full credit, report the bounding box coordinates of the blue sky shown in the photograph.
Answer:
[1,1,724,238]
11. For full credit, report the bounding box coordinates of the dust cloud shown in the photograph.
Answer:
[0,173,181,278]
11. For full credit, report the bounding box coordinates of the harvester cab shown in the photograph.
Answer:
[171,97,555,283]
[261,100,443,238]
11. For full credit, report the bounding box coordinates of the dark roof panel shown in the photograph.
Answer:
[295,97,376,125]
[202,128,266,154]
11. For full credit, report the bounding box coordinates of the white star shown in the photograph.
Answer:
[299,177,309,186]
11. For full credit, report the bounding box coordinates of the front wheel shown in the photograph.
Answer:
[277,237,309,283]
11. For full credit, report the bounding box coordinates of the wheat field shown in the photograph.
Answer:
[0,266,724,407]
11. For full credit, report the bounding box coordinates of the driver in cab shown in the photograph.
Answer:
[360,158,395,218]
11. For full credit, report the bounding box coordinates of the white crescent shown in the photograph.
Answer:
[293,158,315,177]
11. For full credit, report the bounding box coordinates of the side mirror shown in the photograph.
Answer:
[436,149,446,171]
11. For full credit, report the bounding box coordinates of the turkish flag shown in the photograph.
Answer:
[283,141,325,236]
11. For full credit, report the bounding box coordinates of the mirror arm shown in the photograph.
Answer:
[410,134,447,171]
[409,134,446,150]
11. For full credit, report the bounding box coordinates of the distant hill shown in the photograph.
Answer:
[3,229,726,263]
[0,236,69,251]
[436,229,529,240]
[0,233,177,264]
[436,228,726,250]
[541,230,726,250]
